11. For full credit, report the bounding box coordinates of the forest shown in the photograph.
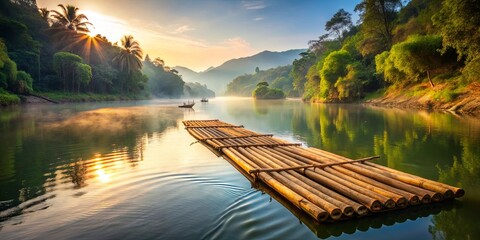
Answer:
[291,0,479,104]
[226,65,294,97]
[0,0,209,105]
[223,0,479,109]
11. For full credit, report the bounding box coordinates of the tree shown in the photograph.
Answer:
[15,70,33,94]
[433,0,480,82]
[50,4,92,33]
[319,50,353,98]
[433,0,480,62]
[53,51,82,92]
[355,0,403,55]
[74,62,92,93]
[376,35,457,88]
[152,57,165,68]
[334,63,366,100]
[252,82,285,99]
[38,8,50,24]
[255,66,260,73]
[325,9,353,38]
[113,35,143,74]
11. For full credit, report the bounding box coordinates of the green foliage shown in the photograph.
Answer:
[319,50,353,98]
[291,52,317,94]
[0,89,20,105]
[325,9,353,38]
[50,4,93,33]
[252,82,285,99]
[53,51,82,92]
[113,35,143,74]
[393,0,441,43]
[143,59,184,97]
[335,63,365,100]
[3,59,18,89]
[355,0,403,55]
[74,62,92,92]
[183,82,215,98]
[15,70,33,93]
[270,76,292,93]
[376,35,457,87]
[226,65,293,96]
[125,70,148,94]
[433,0,480,62]
[252,85,268,98]
[462,57,480,82]
[256,81,269,87]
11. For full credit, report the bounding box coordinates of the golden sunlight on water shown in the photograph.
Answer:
[1,100,479,240]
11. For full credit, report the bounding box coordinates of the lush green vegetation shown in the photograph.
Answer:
[0,1,210,105]
[143,55,184,98]
[184,82,215,98]
[252,82,286,99]
[226,65,295,97]
[288,0,479,105]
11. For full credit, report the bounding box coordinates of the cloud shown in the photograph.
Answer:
[223,37,251,49]
[254,17,264,21]
[242,1,266,10]
[172,25,195,34]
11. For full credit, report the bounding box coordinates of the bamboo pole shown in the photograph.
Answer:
[304,147,447,202]
[237,147,344,220]
[302,148,421,205]
[249,156,379,174]
[269,147,396,210]
[283,147,438,203]
[364,162,463,198]
[244,147,384,211]
[256,147,369,216]
[223,147,329,221]
[249,147,360,217]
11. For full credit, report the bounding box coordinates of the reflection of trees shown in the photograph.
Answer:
[68,160,87,189]
[430,136,480,240]
[0,106,181,212]
[290,104,480,239]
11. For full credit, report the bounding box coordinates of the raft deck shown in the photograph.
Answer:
[183,119,464,222]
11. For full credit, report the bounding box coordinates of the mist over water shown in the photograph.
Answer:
[0,98,479,239]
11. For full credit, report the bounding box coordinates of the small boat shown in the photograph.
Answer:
[201,98,208,102]
[179,100,195,108]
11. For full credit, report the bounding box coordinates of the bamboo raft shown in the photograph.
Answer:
[183,119,465,222]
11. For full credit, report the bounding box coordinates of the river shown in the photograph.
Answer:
[0,97,479,239]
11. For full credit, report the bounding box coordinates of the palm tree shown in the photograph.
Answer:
[113,35,143,73]
[38,8,50,24]
[50,4,93,33]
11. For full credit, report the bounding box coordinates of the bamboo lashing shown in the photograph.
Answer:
[249,156,380,174]
[182,120,464,222]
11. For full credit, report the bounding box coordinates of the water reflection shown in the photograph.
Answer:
[0,105,181,222]
[0,99,479,239]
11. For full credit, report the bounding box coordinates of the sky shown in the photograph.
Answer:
[37,0,359,71]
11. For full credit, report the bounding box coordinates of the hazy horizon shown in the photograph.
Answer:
[37,0,359,71]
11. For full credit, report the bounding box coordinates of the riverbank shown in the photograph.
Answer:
[0,91,149,106]
[0,90,20,106]
[365,82,480,116]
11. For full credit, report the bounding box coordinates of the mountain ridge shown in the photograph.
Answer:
[174,49,306,94]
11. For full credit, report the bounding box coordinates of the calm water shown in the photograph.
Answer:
[0,98,479,240]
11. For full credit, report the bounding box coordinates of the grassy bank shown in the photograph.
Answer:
[36,91,149,103]
[0,90,20,106]
[366,81,480,115]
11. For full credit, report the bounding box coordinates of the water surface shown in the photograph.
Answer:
[0,98,479,239]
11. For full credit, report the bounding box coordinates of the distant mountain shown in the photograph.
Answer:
[174,49,306,94]
[173,66,200,81]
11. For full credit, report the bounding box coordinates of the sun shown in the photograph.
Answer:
[81,10,126,43]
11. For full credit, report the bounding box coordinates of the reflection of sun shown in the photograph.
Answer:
[96,169,110,183]
[95,158,111,183]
